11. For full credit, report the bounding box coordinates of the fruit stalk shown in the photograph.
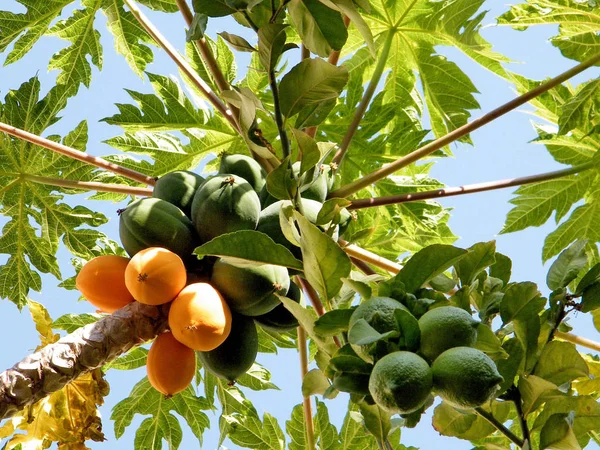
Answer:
[474,407,525,447]
[330,52,600,198]
[0,121,156,186]
[123,0,238,132]
[0,302,169,421]
[22,174,153,197]
[347,161,598,209]
[298,326,316,450]
[331,28,396,167]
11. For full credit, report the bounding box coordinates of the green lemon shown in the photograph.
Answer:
[368,351,433,414]
[418,306,479,361]
[431,347,504,409]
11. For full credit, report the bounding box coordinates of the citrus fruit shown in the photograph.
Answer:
[418,306,479,361]
[368,351,433,414]
[431,347,503,409]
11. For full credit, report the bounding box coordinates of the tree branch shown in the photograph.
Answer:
[510,387,531,447]
[555,331,600,352]
[0,302,168,421]
[297,326,316,450]
[123,0,238,132]
[330,52,600,198]
[0,121,156,186]
[332,29,395,167]
[474,407,525,448]
[23,174,153,197]
[348,161,597,210]
[338,239,402,274]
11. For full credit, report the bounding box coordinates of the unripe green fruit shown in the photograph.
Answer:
[219,154,267,193]
[254,281,301,332]
[152,170,204,217]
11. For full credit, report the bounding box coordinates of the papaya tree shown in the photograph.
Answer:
[0,0,600,449]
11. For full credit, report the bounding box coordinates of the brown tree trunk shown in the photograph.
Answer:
[0,302,169,420]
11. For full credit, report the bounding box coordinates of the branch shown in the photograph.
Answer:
[348,161,598,210]
[555,331,600,352]
[474,407,525,448]
[23,174,153,197]
[349,256,377,275]
[297,326,316,450]
[339,239,402,274]
[0,302,168,421]
[330,52,600,198]
[511,387,531,447]
[295,277,341,348]
[331,29,395,167]
[123,0,238,132]
[0,121,156,186]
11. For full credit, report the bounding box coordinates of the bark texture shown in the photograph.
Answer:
[0,302,169,420]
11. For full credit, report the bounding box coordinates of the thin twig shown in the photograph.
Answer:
[0,121,156,186]
[350,257,377,275]
[339,240,402,274]
[23,174,153,197]
[511,388,531,447]
[297,326,316,450]
[330,52,600,198]
[348,161,598,210]
[242,10,260,32]
[555,331,600,352]
[474,407,525,448]
[123,0,238,132]
[332,29,395,167]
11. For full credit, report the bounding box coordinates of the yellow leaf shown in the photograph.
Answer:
[28,301,60,348]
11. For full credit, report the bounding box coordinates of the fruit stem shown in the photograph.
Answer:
[338,240,402,274]
[22,174,153,197]
[347,161,598,210]
[123,0,238,132]
[297,326,316,450]
[555,330,600,352]
[474,407,525,447]
[0,121,156,186]
[330,51,600,199]
[331,28,396,167]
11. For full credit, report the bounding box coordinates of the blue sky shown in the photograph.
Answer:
[0,1,599,449]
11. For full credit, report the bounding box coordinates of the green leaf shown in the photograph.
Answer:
[302,369,330,397]
[226,412,286,450]
[266,157,298,201]
[314,400,340,450]
[474,323,508,359]
[288,0,348,57]
[340,403,379,449]
[490,253,513,286]
[534,341,589,386]
[578,263,600,312]
[546,239,588,291]
[393,244,468,294]
[540,413,581,450]
[286,404,308,450]
[291,128,322,175]
[432,401,511,441]
[295,212,352,301]
[314,309,354,336]
[348,318,397,346]
[52,313,101,333]
[358,402,392,443]
[394,308,420,352]
[236,363,280,391]
[316,199,352,226]
[518,375,562,417]
[455,241,496,286]
[104,347,148,371]
[558,79,600,135]
[112,378,210,447]
[192,0,235,17]
[496,338,524,395]
[500,282,542,324]
[219,31,257,52]
[279,59,348,118]
[193,230,303,270]
[258,23,288,72]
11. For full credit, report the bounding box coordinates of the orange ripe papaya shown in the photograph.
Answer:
[125,247,187,305]
[147,331,196,397]
[76,255,134,313]
[168,283,232,351]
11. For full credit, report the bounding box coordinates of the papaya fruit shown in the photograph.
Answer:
[147,331,196,397]
[191,175,261,243]
[198,313,258,383]
[125,247,186,305]
[292,162,329,203]
[168,282,232,351]
[256,199,324,259]
[254,281,301,332]
[152,170,205,217]
[219,154,267,193]
[119,198,200,259]
[211,259,290,316]
[76,255,134,313]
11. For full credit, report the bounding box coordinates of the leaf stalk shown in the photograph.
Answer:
[22,174,153,197]
[330,52,600,198]
[474,407,525,448]
[338,239,402,274]
[555,331,600,352]
[297,326,316,450]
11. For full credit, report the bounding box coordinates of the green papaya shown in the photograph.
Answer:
[152,170,204,217]
[219,154,267,193]
[254,281,301,332]
[211,259,290,316]
[292,162,329,203]
[191,174,261,243]
[256,199,325,259]
[198,312,258,383]
[119,198,200,259]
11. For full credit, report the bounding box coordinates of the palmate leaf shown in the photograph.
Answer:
[0,78,119,308]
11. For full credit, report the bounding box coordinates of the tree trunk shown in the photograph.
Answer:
[0,302,169,420]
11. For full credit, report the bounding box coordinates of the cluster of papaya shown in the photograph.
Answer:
[76,154,345,397]
[329,298,504,415]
